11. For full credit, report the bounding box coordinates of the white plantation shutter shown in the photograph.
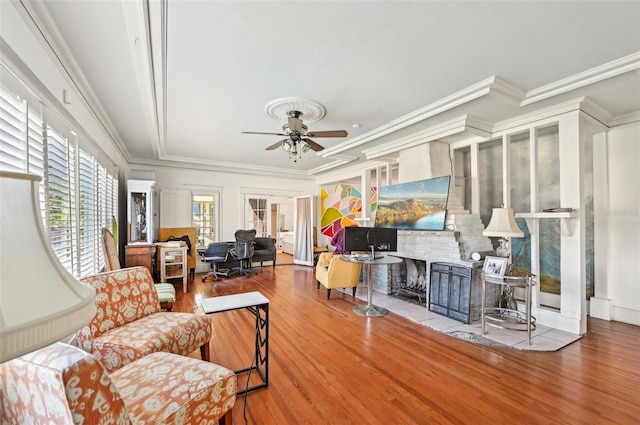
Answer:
[160,189,192,227]
[0,85,26,171]
[28,105,47,223]
[1,71,119,277]
[46,126,77,273]
[78,150,97,276]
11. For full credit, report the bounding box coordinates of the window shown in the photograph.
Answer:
[193,194,218,247]
[1,75,118,278]
[246,197,268,236]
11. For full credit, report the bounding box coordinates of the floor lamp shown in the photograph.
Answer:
[0,171,96,362]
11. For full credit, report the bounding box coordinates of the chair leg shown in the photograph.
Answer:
[219,410,233,425]
[352,287,357,297]
[317,281,320,290]
[200,343,210,362]
[327,288,331,299]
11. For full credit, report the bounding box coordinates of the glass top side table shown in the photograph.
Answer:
[481,272,537,344]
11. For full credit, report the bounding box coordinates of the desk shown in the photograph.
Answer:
[343,255,403,317]
[482,273,536,344]
[200,291,269,395]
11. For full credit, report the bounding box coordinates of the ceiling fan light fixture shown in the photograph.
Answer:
[282,140,292,153]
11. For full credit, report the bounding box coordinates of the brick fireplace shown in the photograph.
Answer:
[369,187,493,305]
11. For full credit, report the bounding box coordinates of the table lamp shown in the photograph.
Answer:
[0,171,96,362]
[482,207,524,258]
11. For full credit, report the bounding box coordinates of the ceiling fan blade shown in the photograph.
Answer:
[288,116,303,133]
[242,131,288,136]
[305,130,348,138]
[265,139,287,150]
[302,138,325,152]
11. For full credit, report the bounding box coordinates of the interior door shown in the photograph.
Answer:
[293,195,313,266]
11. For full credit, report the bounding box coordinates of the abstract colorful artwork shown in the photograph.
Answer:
[320,184,363,238]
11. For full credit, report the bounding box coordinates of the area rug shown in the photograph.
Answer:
[445,330,511,349]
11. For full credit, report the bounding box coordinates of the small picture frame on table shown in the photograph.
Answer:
[483,256,508,277]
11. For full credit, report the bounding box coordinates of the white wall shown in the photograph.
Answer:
[601,122,640,324]
[129,164,315,242]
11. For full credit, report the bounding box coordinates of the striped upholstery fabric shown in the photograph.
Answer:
[101,227,176,310]
[155,282,177,303]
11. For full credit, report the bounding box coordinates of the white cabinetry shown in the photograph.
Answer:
[127,180,155,244]
[159,244,188,293]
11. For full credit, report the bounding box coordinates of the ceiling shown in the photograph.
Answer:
[24,1,640,178]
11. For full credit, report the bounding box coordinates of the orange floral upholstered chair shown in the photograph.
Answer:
[0,342,236,424]
[75,266,212,373]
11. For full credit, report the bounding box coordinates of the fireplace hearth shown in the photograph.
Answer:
[391,258,428,306]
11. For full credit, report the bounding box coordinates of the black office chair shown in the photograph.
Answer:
[230,229,258,277]
[201,242,231,281]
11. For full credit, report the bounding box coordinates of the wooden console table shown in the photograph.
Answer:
[124,243,156,276]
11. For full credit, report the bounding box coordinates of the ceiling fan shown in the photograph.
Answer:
[241,110,348,160]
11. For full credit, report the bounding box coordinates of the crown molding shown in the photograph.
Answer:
[122,0,160,159]
[608,111,640,127]
[322,76,523,159]
[140,155,315,179]
[492,96,609,134]
[314,158,397,186]
[148,0,168,159]
[308,155,359,175]
[522,51,640,106]
[14,0,131,162]
[1,38,125,168]
[362,115,493,160]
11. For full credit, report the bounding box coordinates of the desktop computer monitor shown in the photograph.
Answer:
[343,227,397,254]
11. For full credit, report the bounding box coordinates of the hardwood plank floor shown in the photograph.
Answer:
[175,264,640,425]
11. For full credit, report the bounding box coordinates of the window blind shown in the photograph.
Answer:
[0,76,118,278]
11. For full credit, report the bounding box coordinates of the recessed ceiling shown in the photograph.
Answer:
[27,1,640,178]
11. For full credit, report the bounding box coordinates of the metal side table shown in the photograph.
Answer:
[342,255,403,317]
[200,291,269,394]
[482,272,537,344]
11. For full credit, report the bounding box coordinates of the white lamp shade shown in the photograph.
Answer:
[483,207,524,238]
[0,171,96,362]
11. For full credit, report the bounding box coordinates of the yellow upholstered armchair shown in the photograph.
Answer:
[315,252,362,299]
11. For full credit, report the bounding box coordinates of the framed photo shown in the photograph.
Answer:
[483,256,508,277]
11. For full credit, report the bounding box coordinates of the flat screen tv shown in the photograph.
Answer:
[373,176,451,231]
[343,226,397,254]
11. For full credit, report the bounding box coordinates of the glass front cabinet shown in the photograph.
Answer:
[127,179,155,244]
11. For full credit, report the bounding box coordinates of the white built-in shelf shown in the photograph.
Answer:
[516,211,577,219]
[516,211,578,236]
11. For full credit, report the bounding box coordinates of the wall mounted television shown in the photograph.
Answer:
[373,176,451,231]
[343,226,397,254]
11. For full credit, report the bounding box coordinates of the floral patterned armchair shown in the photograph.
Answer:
[75,266,212,373]
[0,342,236,424]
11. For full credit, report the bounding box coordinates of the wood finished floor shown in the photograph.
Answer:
[175,264,640,425]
